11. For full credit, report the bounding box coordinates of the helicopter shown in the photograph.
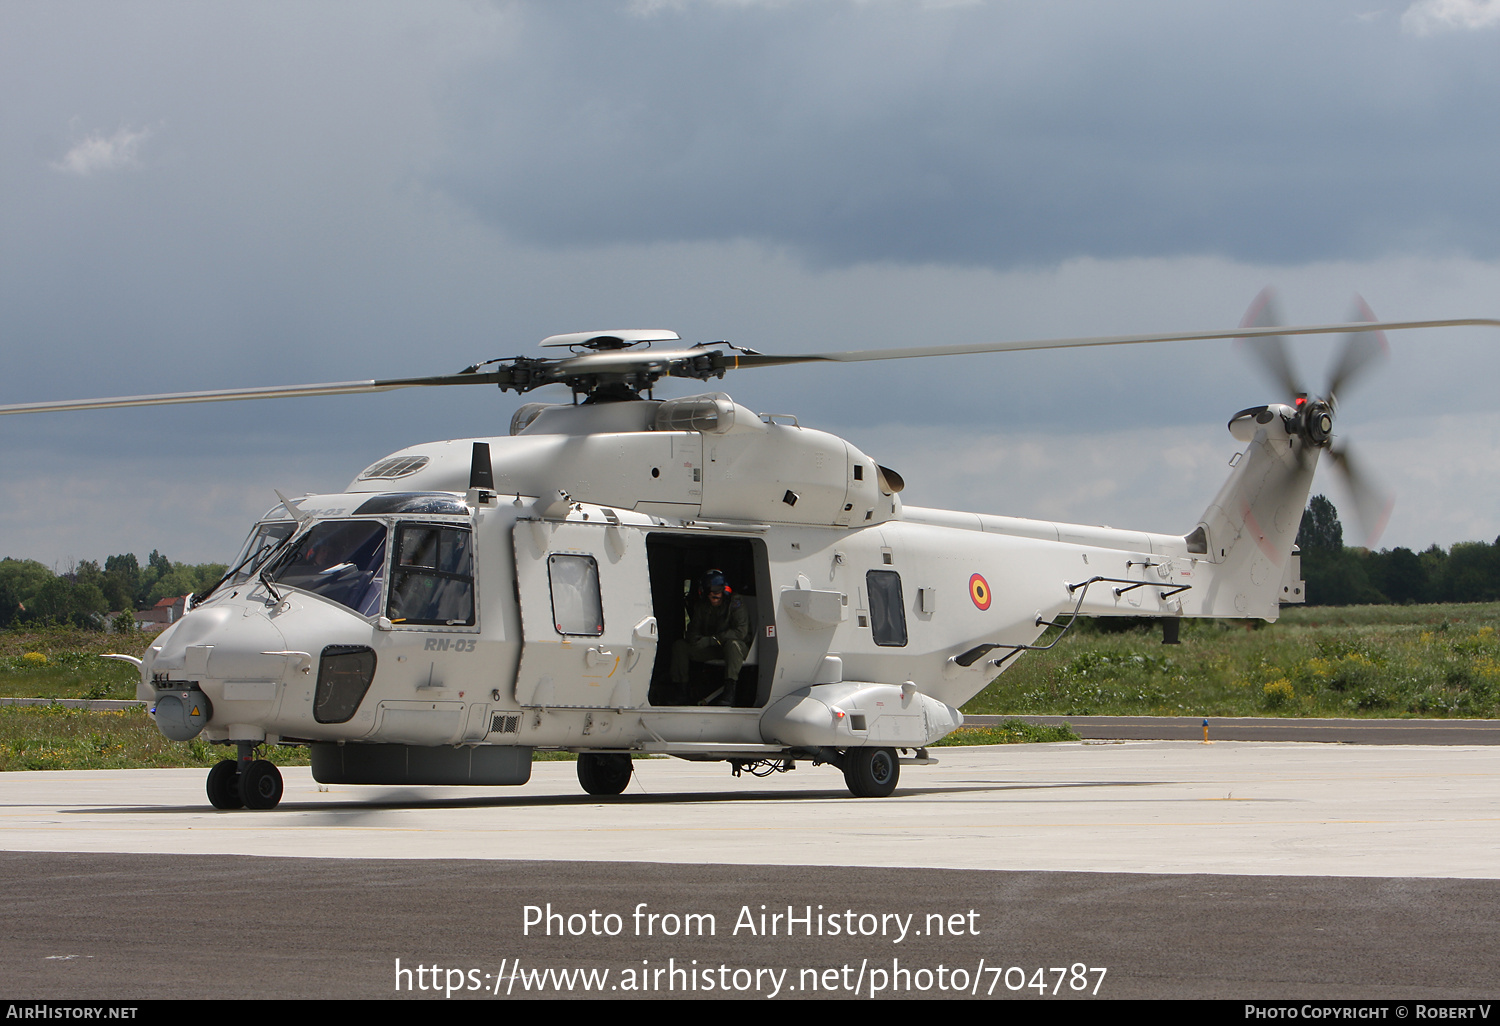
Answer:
[3,297,1495,809]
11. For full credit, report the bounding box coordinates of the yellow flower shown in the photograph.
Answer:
[1263,678,1295,707]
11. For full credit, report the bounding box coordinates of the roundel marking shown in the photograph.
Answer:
[969,573,992,611]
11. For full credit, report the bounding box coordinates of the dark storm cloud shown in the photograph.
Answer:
[437,1,1500,267]
[3,1,1499,564]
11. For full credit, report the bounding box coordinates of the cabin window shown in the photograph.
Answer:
[271,521,387,617]
[866,569,908,647]
[387,524,475,626]
[547,553,604,636]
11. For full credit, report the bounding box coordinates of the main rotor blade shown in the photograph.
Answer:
[3,316,1496,415]
[1326,295,1389,407]
[729,316,1500,369]
[1235,286,1302,399]
[0,371,510,416]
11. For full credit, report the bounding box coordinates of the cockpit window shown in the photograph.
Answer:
[271,521,387,617]
[387,524,475,626]
[229,521,297,585]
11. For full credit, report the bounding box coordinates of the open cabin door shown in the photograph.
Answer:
[513,520,659,709]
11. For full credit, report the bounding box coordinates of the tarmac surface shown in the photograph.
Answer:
[1,740,1497,1000]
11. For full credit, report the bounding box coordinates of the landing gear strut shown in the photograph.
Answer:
[205,743,284,810]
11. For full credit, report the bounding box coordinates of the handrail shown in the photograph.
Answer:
[952,575,1192,670]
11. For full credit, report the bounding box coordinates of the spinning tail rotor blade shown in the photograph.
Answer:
[1326,295,1390,408]
[1321,297,1392,546]
[1230,290,1397,547]
[1327,442,1394,548]
[1236,286,1303,399]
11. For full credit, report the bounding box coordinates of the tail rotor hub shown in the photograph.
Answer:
[1301,399,1334,447]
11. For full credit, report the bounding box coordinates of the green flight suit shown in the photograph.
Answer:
[670,592,750,693]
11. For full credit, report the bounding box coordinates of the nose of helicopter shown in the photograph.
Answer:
[145,602,289,677]
[143,589,391,744]
[142,599,292,739]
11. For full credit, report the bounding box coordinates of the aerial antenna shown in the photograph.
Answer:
[468,442,495,491]
[274,489,312,526]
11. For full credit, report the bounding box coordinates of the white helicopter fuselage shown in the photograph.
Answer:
[137,391,1314,794]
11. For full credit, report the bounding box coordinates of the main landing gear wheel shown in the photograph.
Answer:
[843,747,899,798]
[206,759,243,810]
[577,753,633,796]
[238,759,284,810]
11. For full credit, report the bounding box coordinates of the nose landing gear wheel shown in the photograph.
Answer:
[576,753,633,795]
[842,747,899,798]
[239,759,284,810]
[206,759,243,810]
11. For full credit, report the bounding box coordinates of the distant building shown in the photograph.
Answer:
[126,595,191,633]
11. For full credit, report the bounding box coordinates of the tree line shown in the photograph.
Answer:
[1297,495,1500,606]
[0,551,228,629]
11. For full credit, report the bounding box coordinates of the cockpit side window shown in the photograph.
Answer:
[387,524,475,626]
[271,521,387,617]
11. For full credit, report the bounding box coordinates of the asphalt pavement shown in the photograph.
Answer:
[1,741,1496,1000]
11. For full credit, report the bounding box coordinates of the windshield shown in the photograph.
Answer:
[270,521,387,617]
[228,521,297,586]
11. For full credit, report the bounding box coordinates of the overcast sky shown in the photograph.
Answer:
[4,0,1500,568]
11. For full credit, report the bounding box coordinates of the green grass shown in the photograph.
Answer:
[932,719,1080,746]
[0,704,309,772]
[962,601,1500,719]
[0,626,143,700]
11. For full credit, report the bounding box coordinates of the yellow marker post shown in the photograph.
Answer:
[1202,718,1210,744]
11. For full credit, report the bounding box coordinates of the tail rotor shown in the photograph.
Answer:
[1237,288,1395,547]
[1326,295,1390,411]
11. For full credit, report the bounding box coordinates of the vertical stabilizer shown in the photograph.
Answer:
[1187,405,1318,619]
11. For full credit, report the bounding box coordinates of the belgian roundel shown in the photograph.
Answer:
[969,573,992,611]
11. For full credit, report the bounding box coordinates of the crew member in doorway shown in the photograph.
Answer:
[671,570,749,706]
